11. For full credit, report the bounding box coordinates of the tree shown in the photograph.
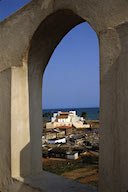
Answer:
[43,112,51,118]
[81,112,87,119]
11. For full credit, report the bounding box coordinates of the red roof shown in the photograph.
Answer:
[58,115,68,119]
[60,112,73,114]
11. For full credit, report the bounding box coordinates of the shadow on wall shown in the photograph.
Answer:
[19,143,43,191]
[20,143,31,178]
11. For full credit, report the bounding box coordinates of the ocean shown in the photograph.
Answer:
[43,107,99,121]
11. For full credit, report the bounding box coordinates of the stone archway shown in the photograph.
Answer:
[0,0,128,191]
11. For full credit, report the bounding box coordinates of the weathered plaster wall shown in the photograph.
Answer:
[11,64,31,178]
[0,0,128,191]
[0,69,12,188]
[99,23,128,192]
[99,28,121,192]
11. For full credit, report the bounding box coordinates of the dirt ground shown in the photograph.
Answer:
[61,165,98,187]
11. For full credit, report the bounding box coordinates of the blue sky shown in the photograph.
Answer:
[0,0,31,21]
[43,23,99,109]
[0,0,99,109]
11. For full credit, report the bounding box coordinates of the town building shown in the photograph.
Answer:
[47,137,66,144]
[66,152,78,160]
[55,126,74,136]
[42,146,79,160]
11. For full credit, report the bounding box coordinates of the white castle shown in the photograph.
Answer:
[46,111,90,129]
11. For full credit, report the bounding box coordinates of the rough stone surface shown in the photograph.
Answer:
[3,179,44,192]
[0,0,128,191]
[25,171,97,192]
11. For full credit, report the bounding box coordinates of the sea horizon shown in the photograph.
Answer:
[43,107,99,120]
[43,106,99,110]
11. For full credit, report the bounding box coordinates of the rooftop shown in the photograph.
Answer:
[56,126,73,129]
[60,112,73,115]
[58,115,68,119]
[48,137,65,141]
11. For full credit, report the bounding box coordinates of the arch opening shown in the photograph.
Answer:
[42,21,99,188]
[27,10,86,176]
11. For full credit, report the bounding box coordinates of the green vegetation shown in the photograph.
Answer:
[43,158,85,175]
[43,155,98,175]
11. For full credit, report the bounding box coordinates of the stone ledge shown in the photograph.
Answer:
[19,171,98,192]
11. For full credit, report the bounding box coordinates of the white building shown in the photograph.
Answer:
[47,137,66,144]
[66,152,78,160]
[46,111,90,129]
